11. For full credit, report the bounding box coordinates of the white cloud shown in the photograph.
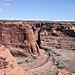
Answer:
[4,0,13,6]
[0,0,13,12]
[5,0,12,2]
[0,8,3,12]
[5,2,11,6]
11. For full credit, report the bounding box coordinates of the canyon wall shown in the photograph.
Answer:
[0,21,40,55]
[0,20,75,75]
[0,20,75,51]
[31,21,75,50]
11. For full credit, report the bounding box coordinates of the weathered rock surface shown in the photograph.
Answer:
[0,44,29,75]
[32,22,75,50]
[58,69,75,75]
[0,21,40,56]
[0,20,75,75]
[0,21,75,51]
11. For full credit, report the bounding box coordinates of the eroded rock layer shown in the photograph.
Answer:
[0,44,29,75]
[0,20,75,75]
[32,22,75,50]
[0,21,40,55]
[0,20,75,50]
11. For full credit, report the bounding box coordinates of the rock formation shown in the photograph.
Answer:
[0,21,75,52]
[33,22,75,50]
[0,20,75,75]
[0,44,29,75]
[22,22,40,55]
[0,21,40,56]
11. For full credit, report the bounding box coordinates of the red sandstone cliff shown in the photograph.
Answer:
[0,20,75,75]
[0,21,40,56]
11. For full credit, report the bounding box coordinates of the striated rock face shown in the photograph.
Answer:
[0,44,28,75]
[0,20,75,54]
[0,21,75,51]
[32,22,75,50]
[22,23,40,55]
[0,21,40,55]
[0,20,75,75]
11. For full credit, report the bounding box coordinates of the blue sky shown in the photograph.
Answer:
[0,0,75,21]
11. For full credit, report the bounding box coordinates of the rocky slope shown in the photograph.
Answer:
[32,21,75,50]
[0,44,30,75]
[0,20,75,50]
[0,20,75,75]
[0,21,40,56]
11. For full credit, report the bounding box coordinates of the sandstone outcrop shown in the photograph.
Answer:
[0,20,75,75]
[58,69,75,75]
[22,23,40,55]
[0,21,75,51]
[33,22,75,50]
[0,21,40,56]
[0,44,28,75]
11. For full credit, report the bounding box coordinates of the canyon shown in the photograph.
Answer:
[0,20,75,75]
